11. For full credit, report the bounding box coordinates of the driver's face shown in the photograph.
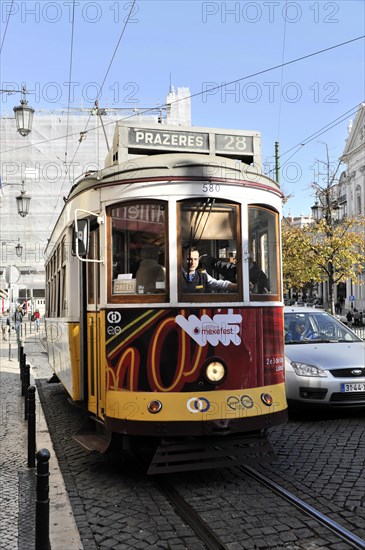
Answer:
[185,250,200,273]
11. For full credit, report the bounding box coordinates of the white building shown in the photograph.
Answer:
[340,102,365,312]
[0,87,191,311]
[283,214,313,228]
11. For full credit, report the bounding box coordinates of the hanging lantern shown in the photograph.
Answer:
[13,86,34,137]
[16,183,31,217]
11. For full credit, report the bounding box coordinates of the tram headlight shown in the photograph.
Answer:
[204,360,226,384]
[147,400,162,414]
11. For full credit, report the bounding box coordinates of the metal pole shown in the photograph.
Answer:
[23,364,30,418]
[8,286,12,361]
[27,385,36,467]
[275,141,280,184]
[35,449,51,550]
[19,339,24,365]
[20,353,26,383]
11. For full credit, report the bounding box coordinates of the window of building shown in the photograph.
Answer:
[356,185,362,215]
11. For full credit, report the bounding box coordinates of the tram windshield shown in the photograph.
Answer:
[107,199,280,302]
[179,199,239,299]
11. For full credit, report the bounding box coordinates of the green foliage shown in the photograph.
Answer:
[282,217,365,297]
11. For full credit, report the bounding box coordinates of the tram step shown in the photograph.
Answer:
[147,434,277,475]
[73,419,112,453]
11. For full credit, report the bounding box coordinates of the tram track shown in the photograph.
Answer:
[154,475,230,550]
[153,465,365,550]
[36,375,365,550]
[239,465,365,550]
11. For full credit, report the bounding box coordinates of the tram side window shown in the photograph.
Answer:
[109,201,167,297]
[179,199,239,299]
[248,206,280,300]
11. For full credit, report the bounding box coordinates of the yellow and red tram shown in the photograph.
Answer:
[45,123,287,472]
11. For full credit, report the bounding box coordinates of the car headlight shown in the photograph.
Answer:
[291,361,327,377]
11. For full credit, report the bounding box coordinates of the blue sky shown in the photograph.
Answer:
[1,0,364,216]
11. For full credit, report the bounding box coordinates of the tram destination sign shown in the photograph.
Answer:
[127,127,255,158]
[110,124,260,166]
[129,128,209,152]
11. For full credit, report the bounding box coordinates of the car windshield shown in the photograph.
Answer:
[284,311,361,344]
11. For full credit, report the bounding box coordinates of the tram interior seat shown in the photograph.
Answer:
[136,246,165,293]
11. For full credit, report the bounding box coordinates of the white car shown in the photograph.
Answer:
[285,307,365,408]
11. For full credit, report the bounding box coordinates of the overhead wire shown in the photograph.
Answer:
[277,0,288,142]
[46,0,137,231]
[65,0,137,170]
[266,104,361,176]
[65,34,365,145]
[2,33,364,159]
[64,0,76,180]
[45,0,77,231]
[0,0,15,55]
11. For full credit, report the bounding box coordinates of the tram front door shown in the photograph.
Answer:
[86,228,103,417]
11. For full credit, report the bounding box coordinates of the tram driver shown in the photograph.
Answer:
[182,247,237,293]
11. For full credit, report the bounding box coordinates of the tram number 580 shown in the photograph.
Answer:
[202,183,220,193]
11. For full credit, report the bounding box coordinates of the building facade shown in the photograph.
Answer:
[340,102,365,312]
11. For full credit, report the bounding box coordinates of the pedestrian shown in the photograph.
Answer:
[346,310,353,327]
[182,247,237,293]
[1,314,7,341]
[14,307,22,335]
[33,309,40,331]
[353,309,361,327]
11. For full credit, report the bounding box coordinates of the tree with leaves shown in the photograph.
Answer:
[282,217,365,314]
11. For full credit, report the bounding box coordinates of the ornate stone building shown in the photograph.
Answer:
[340,102,365,312]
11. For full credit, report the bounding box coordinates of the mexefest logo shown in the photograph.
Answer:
[175,309,242,346]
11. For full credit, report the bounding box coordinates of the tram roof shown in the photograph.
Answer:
[67,151,280,201]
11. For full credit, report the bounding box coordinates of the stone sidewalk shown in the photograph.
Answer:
[0,323,83,549]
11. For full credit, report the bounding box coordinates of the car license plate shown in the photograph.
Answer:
[341,383,365,392]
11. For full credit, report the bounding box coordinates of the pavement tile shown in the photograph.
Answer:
[0,327,83,550]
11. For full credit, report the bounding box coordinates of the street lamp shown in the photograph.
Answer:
[15,239,23,257]
[2,239,24,258]
[0,180,31,217]
[0,85,34,137]
[311,193,341,224]
[311,198,323,221]
[16,181,31,217]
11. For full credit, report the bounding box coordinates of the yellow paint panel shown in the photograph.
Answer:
[87,313,97,414]
[68,322,81,400]
[105,384,287,422]
[97,311,106,418]
[85,311,107,419]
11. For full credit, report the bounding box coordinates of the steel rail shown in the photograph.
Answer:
[240,465,365,550]
[154,475,230,550]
